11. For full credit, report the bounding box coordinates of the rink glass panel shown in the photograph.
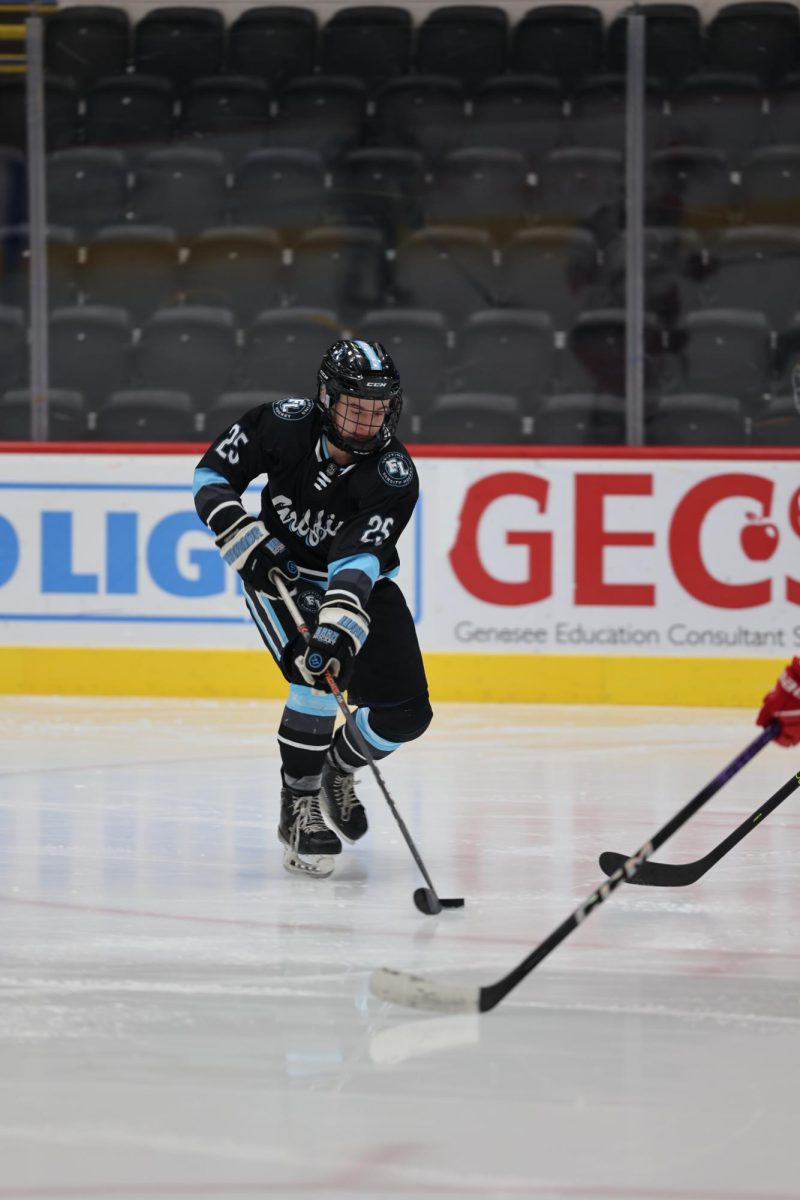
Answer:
[5,1,800,447]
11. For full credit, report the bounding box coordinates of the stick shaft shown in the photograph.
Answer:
[481,724,778,1010]
[691,769,800,870]
[268,577,443,898]
[605,767,800,886]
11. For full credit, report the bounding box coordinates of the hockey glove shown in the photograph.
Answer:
[215,514,298,598]
[757,657,800,746]
[296,601,370,692]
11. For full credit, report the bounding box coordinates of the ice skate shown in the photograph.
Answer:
[319,758,368,843]
[278,787,342,878]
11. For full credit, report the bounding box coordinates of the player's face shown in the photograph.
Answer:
[333,393,387,443]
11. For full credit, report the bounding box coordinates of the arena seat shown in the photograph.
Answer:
[182,227,284,323]
[646,392,747,444]
[511,6,604,88]
[95,389,197,440]
[0,389,87,440]
[45,6,131,93]
[136,307,238,406]
[420,391,524,443]
[533,392,626,444]
[415,6,509,90]
[133,148,229,238]
[355,307,450,416]
[322,7,412,91]
[393,225,498,330]
[452,309,555,410]
[49,305,132,407]
[227,7,317,90]
[242,308,343,394]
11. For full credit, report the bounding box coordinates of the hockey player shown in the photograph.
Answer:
[193,340,432,877]
[757,658,800,746]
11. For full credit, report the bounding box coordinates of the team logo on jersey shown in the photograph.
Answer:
[273,396,314,421]
[296,588,323,618]
[378,451,414,488]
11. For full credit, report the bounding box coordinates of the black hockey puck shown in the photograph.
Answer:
[413,887,465,915]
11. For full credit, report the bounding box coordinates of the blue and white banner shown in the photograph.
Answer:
[0,453,419,648]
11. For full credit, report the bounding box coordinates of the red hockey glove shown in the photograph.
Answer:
[757,657,800,746]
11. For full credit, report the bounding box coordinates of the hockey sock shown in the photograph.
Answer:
[278,684,338,793]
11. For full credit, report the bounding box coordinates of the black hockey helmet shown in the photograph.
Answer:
[317,339,403,457]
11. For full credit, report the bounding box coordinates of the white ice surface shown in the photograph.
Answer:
[1,697,799,1200]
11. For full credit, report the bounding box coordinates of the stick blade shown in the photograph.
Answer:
[370,967,480,1014]
[599,850,701,888]
[598,851,632,878]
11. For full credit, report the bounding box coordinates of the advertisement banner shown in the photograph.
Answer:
[423,456,800,658]
[0,449,797,677]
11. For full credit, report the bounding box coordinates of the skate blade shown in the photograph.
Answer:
[280,843,336,880]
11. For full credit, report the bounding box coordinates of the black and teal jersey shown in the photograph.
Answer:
[193,395,418,611]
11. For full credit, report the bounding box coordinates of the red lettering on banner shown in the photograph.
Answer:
[574,474,655,606]
[669,474,773,608]
[449,472,552,605]
[787,486,800,604]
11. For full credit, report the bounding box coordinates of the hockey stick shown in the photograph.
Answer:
[269,574,465,916]
[599,761,798,888]
[369,723,778,1012]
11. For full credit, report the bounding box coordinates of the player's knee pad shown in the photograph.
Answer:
[368,692,433,745]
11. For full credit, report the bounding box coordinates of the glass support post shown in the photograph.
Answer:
[625,10,646,446]
[26,16,50,442]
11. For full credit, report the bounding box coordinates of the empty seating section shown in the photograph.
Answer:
[1,1,799,444]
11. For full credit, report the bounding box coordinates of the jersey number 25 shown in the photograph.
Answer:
[217,424,248,465]
[361,515,394,545]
